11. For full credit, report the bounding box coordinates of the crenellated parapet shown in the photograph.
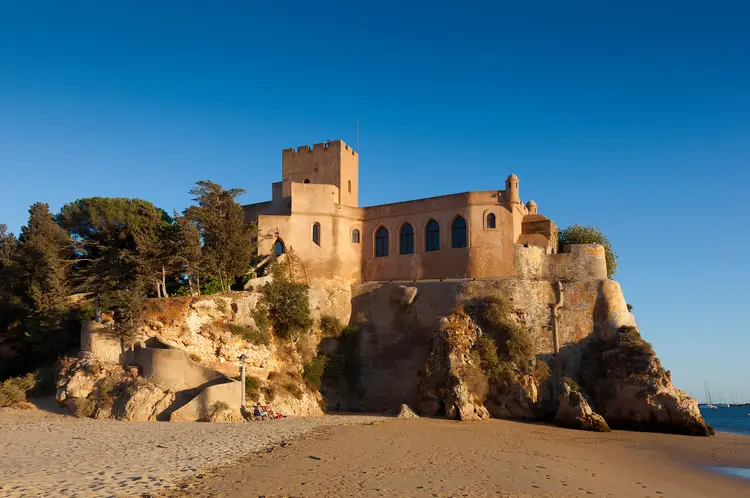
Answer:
[282,140,358,156]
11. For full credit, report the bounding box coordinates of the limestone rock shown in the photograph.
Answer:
[397,404,419,419]
[584,326,713,436]
[554,382,609,432]
[117,383,175,421]
[391,285,418,306]
[206,405,244,423]
[418,313,490,421]
[485,370,538,419]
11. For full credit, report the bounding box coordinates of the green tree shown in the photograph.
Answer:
[15,203,76,356]
[57,197,169,335]
[185,181,255,293]
[164,213,203,295]
[558,224,618,278]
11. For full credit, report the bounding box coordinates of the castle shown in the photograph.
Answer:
[243,140,607,282]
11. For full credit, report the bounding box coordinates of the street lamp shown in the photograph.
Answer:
[238,353,248,410]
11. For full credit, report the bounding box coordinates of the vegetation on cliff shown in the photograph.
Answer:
[558,224,617,278]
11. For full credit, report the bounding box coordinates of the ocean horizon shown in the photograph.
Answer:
[700,405,750,436]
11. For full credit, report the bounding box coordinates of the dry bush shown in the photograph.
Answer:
[189,353,202,363]
[464,355,489,401]
[533,359,551,384]
[320,315,343,337]
[296,333,318,364]
[144,297,195,325]
[227,323,271,346]
[73,397,97,418]
[0,373,38,407]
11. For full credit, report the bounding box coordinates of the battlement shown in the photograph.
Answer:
[282,140,357,156]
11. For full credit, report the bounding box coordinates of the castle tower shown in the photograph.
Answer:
[281,140,359,207]
[526,200,537,214]
[505,174,520,207]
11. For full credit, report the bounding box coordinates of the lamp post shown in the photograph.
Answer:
[239,353,248,411]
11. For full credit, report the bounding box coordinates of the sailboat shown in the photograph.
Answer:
[723,391,730,408]
[705,381,717,408]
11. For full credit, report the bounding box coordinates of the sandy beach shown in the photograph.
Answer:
[2,405,750,498]
[163,418,750,498]
[0,404,386,498]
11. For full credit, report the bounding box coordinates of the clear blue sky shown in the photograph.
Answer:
[1,1,748,401]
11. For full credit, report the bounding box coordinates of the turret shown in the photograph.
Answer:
[505,174,520,206]
[526,200,537,214]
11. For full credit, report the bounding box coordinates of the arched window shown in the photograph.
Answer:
[303,179,310,184]
[348,180,352,193]
[400,223,414,254]
[312,223,320,246]
[425,220,440,252]
[487,212,496,229]
[452,216,467,248]
[351,228,360,244]
[273,239,285,256]
[375,226,389,257]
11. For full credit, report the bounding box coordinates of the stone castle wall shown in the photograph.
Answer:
[329,276,633,412]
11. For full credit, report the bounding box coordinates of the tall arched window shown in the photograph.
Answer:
[348,180,352,193]
[425,219,440,252]
[487,212,496,229]
[273,239,285,256]
[452,216,467,248]
[312,223,320,246]
[400,223,414,254]
[375,226,389,257]
[351,228,360,244]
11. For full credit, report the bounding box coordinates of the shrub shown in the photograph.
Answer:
[627,303,634,312]
[244,375,261,401]
[322,325,362,394]
[0,373,38,407]
[284,382,303,399]
[465,354,489,401]
[533,359,551,384]
[563,377,580,391]
[73,397,97,418]
[320,315,343,337]
[251,304,269,335]
[466,296,535,372]
[475,336,503,384]
[189,353,202,363]
[260,279,312,341]
[303,355,327,390]
[227,323,271,346]
[558,224,617,278]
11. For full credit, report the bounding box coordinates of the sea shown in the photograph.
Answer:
[699,405,750,436]
[698,406,750,480]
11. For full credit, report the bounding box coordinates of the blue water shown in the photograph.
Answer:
[699,405,750,436]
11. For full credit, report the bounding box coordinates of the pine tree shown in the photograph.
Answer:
[185,181,255,293]
[16,203,75,354]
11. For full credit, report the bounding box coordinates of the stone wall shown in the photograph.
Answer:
[329,277,634,412]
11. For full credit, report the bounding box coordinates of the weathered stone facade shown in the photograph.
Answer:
[242,140,584,283]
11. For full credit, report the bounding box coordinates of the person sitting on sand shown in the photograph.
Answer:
[253,403,268,420]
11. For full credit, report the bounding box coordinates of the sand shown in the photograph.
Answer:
[0,405,386,497]
[2,405,750,498]
[162,418,750,498]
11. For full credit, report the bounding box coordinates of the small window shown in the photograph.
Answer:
[312,223,320,245]
[487,213,496,229]
[273,239,285,256]
[304,179,310,184]
[352,229,360,244]
[348,180,352,193]
[400,223,414,254]
[425,219,440,252]
[375,226,389,257]
[452,216,467,248]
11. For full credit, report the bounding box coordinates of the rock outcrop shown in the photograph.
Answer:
[418,313,490,421]
[397,404,419,419]
[485,371,539,419]
[582,326,713,436]
[554,381,609,432]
